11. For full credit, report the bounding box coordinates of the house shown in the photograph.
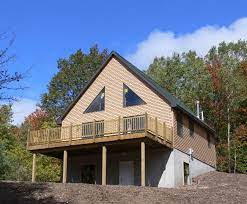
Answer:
[27,51,216,187]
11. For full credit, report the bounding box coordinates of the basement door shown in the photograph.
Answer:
[119,161,134,185]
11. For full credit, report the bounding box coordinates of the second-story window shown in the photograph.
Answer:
[177,112,183,137]
[189,119,194,137]
[84,87,105,113]
[123,84,146,107]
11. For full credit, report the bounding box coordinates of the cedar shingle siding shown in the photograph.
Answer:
[62,57,173,128]
[173,111,216,167]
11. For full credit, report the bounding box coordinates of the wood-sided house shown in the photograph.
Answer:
[27,51,216,187]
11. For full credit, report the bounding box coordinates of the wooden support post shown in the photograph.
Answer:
[141,142,145,186]
[102,145,107,185]
[155,117,158,136]
[163,122,167,140]
[32,153,36,183]
[144,112,148,136]
[62,150,68,183]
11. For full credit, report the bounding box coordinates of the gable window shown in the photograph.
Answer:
[177,112,183,137]
[189,119,194,137]
[84,87,105,113]
[123,84,146,107]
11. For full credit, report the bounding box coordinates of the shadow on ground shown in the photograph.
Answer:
[0,182,65,204]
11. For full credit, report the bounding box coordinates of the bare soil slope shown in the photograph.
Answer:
[0,171,246,204]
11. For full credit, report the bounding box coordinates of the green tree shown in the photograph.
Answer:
[0,105,15,179]
[40,45,108,118]
[147,40,247,173]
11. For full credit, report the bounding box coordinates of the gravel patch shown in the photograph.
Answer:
[0,171,246,204]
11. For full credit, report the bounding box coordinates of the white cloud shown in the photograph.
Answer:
[11,98,38,125]
[127,17,247,68]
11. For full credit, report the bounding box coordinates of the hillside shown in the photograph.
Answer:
[0,171,246,204]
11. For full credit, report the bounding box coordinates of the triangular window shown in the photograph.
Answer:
[84,87,105,113]
[123,84,146,107]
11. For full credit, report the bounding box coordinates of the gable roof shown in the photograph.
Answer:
[56,51,215,134]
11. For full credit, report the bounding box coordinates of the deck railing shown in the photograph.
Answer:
[27,114,173,147]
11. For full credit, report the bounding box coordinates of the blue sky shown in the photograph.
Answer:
[1,0,247,124]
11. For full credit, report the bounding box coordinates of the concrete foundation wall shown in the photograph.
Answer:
[67,147,215,188]
[68,147,173,187]
[172,149,215,187]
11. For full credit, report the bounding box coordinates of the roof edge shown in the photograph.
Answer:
[56,51,215,135]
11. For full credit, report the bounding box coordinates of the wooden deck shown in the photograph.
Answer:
[27,114,173,151]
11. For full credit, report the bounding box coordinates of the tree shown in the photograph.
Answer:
[20,109,61,182]
[0,105,13,178]
[147,40,247,173]
[40,45,108,118]
[0,32,25,101]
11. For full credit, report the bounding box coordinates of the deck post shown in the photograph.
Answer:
[118,116,121,136]
[163,122,166,140]
[93,120,96,141]
[27,128,30,149]
[102,145,107,185]
[48,128,51,148]
[141,141,145,186]
[155,117,158,136]
[62,150,68,183]
[69,124,72,145]
[32,153,36,182]
[144,112,148,136]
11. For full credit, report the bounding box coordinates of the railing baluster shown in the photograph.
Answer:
[28,114,173,148]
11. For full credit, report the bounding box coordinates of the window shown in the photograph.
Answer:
[189,119,194,137]
[84,88,105,113]
[123,84,146,107]
[207,133,211,148]
[177,112,183,137]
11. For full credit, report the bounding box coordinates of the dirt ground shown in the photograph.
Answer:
[0,171,246,204]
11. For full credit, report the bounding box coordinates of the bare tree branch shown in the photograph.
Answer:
[0,32,26,101]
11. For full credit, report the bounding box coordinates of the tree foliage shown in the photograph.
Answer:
[0,105,61,181]
[147,40,247,173]
[40,45,108,118]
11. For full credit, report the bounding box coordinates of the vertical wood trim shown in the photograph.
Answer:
[141,141,145,186]
[102,145,107,185]
[62,150,68,183]
[32,153,36,183]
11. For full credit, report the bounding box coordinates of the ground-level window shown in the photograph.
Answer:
[183,162,190,185]
[177,112,183,137]
[123,84,146,107]
[81,165,96,184]
[84,87,105,113]
[189,119,194,137]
